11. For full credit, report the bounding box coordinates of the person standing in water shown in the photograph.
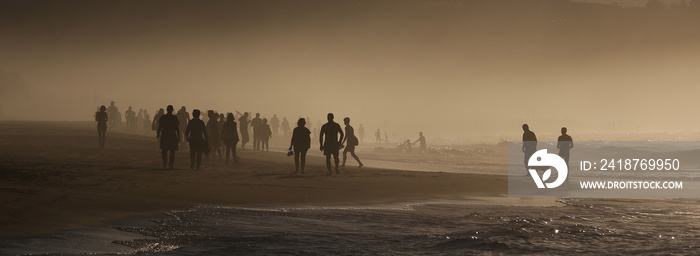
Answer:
[557,127,573,169]
[375,129,381,143]
[238,112,250,150]
[320,113,344,175]
[157,105,180,169]
[185,109,208,170]
[95,105,108,150]
[412,132,427,153]
[522,124,538,173]
[221,113,240,164]
[289,118,311,174]
[341,117,363,168]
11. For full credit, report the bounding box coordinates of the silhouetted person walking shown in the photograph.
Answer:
[522,124,537,173]
[176,106,190,146]
[125,106,136,130]
[218,113,225,154]
[221,113,240,164]
[143,109,151,133]
[185,109,208,170]
[157,105,180,169]
[207,110,222,159]
[358,124,365,143]
[281,117,291,139]
[137,109,144,130]
[270,114,280,137]
[115,110,122,129]
[261,118,272,151]
[95,105,108,149]
[413,132,427,153]
[107,101,118,128]
[375,129,381,143]
[557,127,573,169]
[238,112,250,150]
[320,113,344,175]
[152,108,164,132]
[251,113,263,150]
[289,118,311,173]
[341,117,363,168]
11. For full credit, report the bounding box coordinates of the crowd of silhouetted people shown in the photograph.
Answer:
[97,103,579,177]
[95,101,421,175]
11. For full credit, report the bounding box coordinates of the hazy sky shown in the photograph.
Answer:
[574,0,685,6]
[1,0,699,141]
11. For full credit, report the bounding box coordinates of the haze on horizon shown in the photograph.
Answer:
[1,0,699,142]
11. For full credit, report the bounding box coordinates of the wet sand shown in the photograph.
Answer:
[0,121,524,238]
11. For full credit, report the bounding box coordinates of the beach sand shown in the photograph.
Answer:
[0,121,546,238]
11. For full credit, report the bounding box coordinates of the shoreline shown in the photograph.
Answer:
[0,121,537,238]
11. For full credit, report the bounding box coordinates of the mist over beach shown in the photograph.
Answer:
[2,0,700,255]
[2,0,700,141]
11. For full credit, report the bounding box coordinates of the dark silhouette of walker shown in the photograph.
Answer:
[281,117,291,139]
[320,113,344,175]
[221,113,240,164]
[106,101,118,128]
[341,117,363,168]
[261,118,272,151]
[218,113,225,154]
[185,109,208,170]
[238,112,250,150]
[270,114,280,137]
[137,109,144,130]
[289,118,311,174]
[557,127,574,169]
[151,108,164,132]
[522,124,538,173]
[251,113,263,150]
[176,106,190,146]
[125,106,136,130]
[95,105,108,149]
[157,105,181,169]
[142,109,151,133]
[206,110,221,160]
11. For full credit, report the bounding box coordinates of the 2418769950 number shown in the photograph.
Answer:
[596,159,680,171]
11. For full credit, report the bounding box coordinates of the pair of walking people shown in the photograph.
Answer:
[156,107,207,170]
[522,124,573,173]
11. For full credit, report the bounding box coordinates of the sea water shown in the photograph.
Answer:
[5,140,700,255]
[5,198,700,255]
